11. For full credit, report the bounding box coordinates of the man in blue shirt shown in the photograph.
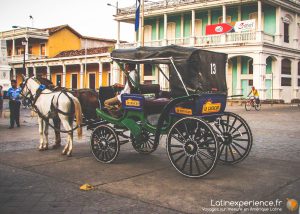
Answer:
[7,80,21,129]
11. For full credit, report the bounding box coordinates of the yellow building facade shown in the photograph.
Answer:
[0,25,118,88]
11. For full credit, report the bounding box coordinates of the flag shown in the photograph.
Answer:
[135,0,140,32]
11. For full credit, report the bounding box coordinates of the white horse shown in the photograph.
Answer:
[21,76,82,156]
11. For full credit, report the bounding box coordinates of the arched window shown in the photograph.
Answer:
[281,59,291,75]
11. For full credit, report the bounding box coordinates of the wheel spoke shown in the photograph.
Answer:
[171,149,184,156]
[225,145,228,162]
[174,153,185,163]
[225,115,230,132]
[196,154,209,169]
[198,150,215,161]
[228,116,237,133]
[234,138,249,142]
[232,141,247,151]
[231,123,243,135]
[194,156,201,174]
[189,157,193,175]
[181,156,189,171]
[229,145,235,161]
[231,143,243,157]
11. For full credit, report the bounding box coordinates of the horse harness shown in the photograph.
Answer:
[20,77,79,133]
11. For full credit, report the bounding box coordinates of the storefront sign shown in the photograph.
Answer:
[206,23,233,35]
[234,19,256,32]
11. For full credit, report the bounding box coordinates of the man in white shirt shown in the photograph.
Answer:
[104,63,137,116]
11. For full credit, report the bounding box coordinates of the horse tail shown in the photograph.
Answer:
[73,97,83,138]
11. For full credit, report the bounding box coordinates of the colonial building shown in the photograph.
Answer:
[0,25,118,89]
[115,0,300,102]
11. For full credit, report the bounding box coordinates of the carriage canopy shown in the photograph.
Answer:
[111,45,227,97]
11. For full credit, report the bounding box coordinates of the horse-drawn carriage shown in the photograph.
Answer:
[90,45,253,178]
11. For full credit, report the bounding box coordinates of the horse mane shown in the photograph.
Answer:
[36,77,54,86]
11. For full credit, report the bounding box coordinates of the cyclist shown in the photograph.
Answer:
[248,86,260,105]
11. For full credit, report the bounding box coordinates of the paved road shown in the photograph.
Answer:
[0,103,299,213]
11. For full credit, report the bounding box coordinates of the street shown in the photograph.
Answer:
[0,102,299,214]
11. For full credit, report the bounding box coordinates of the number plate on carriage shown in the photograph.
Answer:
[125,99,140,107]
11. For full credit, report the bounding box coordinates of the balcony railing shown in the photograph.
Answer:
[118,31,265,49]
[7,54,48,63]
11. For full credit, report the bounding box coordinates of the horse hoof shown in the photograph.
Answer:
[67,153,72,157]
[52,144,61,149]
[61,151,67,155]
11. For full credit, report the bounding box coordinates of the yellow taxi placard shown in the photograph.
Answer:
[125,99,140,107]
[175,107,193,115]
[202,100,221,114]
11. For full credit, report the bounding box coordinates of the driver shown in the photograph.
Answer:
[104,63,137,117]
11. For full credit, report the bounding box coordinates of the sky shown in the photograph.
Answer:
[0,0,137,42]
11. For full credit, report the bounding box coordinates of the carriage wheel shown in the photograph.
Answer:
[245,101,251,111]
[213,112,252,164]
[131,130,158,154]
[167,117,218,178]
[90,125,120,163]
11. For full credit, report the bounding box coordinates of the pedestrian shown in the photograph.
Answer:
[7,80,21,129]
[0,85,3,118]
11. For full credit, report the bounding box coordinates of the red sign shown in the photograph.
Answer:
[206,23,233,35]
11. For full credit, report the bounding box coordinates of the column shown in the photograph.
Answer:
[275,6,282,45]
[208,9,211,25]
[238,6,241,21]
[113,62,120,84]
[294,14,298,47]
[62,64,66,87]
[191,10,195,45]
[25,37,29,60]
[156,18,159,40]
[253,53,267,100]
[25,67,29,78]
[273,56,282,100]
[116,21,120,48]
[222,5,226,23]
[164,13,168,45]
[257,0,263,42]
[80,63,84,88]
[12,67,16,80]
[12,39,15,60]
[98,61,103,87]
[181,14,184,44]
[236,57,242,95]
[33,66,37,77]
[46,65,51,80]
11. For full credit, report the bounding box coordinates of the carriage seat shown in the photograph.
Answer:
[144,97,171,115]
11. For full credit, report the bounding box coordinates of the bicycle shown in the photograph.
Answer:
[245,96,261,111]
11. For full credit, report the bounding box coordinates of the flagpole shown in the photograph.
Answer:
[140,0,144,84]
